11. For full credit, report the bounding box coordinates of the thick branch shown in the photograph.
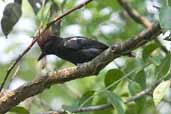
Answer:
[117,0,168,53]
[0,0,94,92]
[117,0,152,28]
[0,24,161,113]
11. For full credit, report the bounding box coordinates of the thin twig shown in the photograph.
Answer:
[37,80,160,114]
[117,0,168,53]
[0,23,161,114]
[7,65,21,89]
[0,0,94,92]
[0,38,37,92]
[45,0,94,30]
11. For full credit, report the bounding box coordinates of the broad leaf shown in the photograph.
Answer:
[92,93,113,114]
[142,43,159,61]
[134,70,146,89]
[128,81,141,96]
[153,80,170,105]
[1,3,22,37]
[104,69,124,90]
[128,80,146,113]
[10,106,29,114]
[79,91,94,106]
[155,53,171,79]
[105,91,125,114]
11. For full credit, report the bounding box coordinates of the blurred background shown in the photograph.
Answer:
[0,0,171,114]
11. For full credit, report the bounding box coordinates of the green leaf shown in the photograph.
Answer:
[28,0,42,14]
[10,106,29,114]
[128,81,141,96]
[1,3,22,37]
[62,105,78,113]
[105,91,125,114]
[153,80,170,105]
[14,0,22,5]
[79,91,94,106]
[142,43,159,61]
[128,79,146,113]
[92,94,113,114]
[126,104,138,114]
[123,58,140,73]
[63,91,94,114]
[148,55,162,66]
[63,91,95,114]
[155,53,171,79]
[37,1,52,26]
[159,6,171,31]
[104,69,124,90]
[134,70,146,89]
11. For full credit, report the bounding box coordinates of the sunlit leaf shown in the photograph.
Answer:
[10,106,29,114]
[153,80,170,105]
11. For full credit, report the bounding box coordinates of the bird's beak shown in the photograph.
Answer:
[37,52,46,61]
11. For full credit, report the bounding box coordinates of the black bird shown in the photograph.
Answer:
[38,36,108,65]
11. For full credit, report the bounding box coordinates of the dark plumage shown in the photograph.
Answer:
[38,36,108,65]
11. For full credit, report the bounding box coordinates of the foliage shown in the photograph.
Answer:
[0,0,171,114]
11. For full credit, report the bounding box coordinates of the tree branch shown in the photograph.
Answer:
[37,79,161,114]
[117,0,152,28]
[0,0,94,92]
[0,23,161,114]
[117,0,168,53]
[46,0,94,30]
[0,38,37,92]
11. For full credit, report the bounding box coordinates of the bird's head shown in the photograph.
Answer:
[38,37,58,61]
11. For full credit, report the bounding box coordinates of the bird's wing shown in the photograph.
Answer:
[80,48,104,58]
[64,36,108,50]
